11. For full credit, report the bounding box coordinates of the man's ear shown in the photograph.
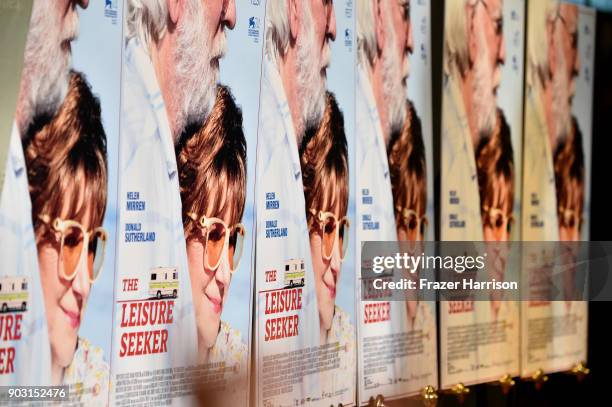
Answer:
[167,0,185,26]
[374,0,384,55]
[288,0,299,42]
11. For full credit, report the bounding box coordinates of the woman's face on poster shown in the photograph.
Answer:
[38,206,94,369]
[396,202,426,243]
[482,175,512,242]
[482,175,512,310]
[559,197,582,242]
[186,200,234,348]
[309,202,343,333]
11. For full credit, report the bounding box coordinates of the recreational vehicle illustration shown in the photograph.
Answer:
[149,267,178,299]
[0,276,29,313]
[283,259,305,288]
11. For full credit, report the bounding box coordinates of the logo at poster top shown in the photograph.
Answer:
[344,28,352,50]
[104,0,118,25]
[248,16,261,44]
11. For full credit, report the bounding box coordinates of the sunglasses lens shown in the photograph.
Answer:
[322,217,336,259]
[495,214,504,229]
[228,226,244,271]
[206,222,226,269]
[408,214,418,231]
[339,219,349,260]
[568,214,576,228]
[61,226,84,279]
[88,230,106,281]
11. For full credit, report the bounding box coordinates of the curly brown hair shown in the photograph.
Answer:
[475,109,514,219]
[554,116,585,231]
[300,92,349,231]
[24,72,107,244]
[388,100,427,223]
[177,85,247,239]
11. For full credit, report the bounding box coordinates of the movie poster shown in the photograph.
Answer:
[520,1,594,377]
[112,1,255,405]
[322,0,356,405]
[0,3,121,405]
[254,1,355,406]
[0,0,41,387]
[356,0,437,402]
[439,0,524,388]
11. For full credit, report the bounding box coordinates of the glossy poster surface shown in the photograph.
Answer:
[1,2,122,405]
[520,0,594,377]
[439,0,524,388]
[356,0,437,402]
[112,1,257,404]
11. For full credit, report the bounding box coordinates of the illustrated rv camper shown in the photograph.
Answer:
[0,276,28,313]
[284,259,305,288]
[149,267,178,299]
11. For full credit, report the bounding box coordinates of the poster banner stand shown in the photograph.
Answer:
[420,385,439,407]
[440,382,470,403]
[564,361,591,383]
[487,374,517,395]
[367,394,387,407]
[524,369,549,390]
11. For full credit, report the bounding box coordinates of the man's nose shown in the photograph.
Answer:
[75,0,89,9]
[223,0,237,30]
[327,3,337,41]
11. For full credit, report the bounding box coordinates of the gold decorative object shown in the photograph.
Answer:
[421,385,438,407]
[498,374,516,394]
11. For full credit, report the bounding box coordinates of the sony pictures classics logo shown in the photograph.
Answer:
[344,28,352,51]
[104,0,118,25]
[248,16,261,44]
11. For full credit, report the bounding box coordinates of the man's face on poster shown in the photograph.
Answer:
[297,0,336,133]
[172,0,236,132]
[548,4,580,146]
[382,0,413,134]
[468,0,505,139]
[21,0,88,122]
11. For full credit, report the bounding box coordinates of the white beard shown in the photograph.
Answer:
[381,11,408,137]
[471,27,497,139]
[18,1,78,132]
[295,3,327,139]
[173,0,224,138]
[551,35,573,147]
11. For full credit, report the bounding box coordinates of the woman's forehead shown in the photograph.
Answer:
[201,180,239,225]
[59,177,95,230]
